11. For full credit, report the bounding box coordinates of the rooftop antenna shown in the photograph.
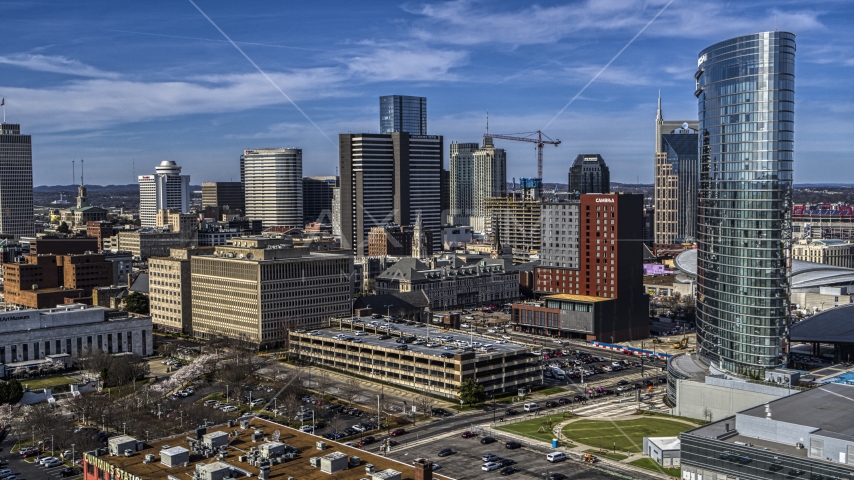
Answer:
[486,110,489,134]
[80,159,84,186]
[1,98,5,123]
[72,160,75,186]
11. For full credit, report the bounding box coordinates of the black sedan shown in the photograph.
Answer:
[500,466,518,475]
[438,448,454,457]
[505,441,522,449]
[505,408,519,415]
[481,437,497,444]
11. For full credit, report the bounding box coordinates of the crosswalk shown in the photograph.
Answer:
[385,429,460,452]
[570,398,643,418]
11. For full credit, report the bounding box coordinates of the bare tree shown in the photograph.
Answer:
[312,370,333,399]
[414,391,433,417]
[340,376,361,405]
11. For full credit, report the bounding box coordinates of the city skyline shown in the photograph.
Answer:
[0,1,849,186]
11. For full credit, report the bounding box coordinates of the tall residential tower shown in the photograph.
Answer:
[0,123,34,238]
[242,148,303,228]
[654,99,699,244]
[695,31,796,378]
[138,160,190,227]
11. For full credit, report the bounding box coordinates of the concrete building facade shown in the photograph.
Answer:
[792,239,854,268]
[149,247,215,334]
[190,237,352,345]
[0,304,152,366]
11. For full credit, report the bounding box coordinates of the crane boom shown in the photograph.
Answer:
[488,131,560,179]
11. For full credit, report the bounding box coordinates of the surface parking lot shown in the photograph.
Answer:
[385,429,615,480]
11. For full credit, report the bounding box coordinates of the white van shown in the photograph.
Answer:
[523,402,540,412]
[546,452,567,463]
[551,369,565,380]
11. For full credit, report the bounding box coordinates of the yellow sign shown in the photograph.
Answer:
[84,453,144,480]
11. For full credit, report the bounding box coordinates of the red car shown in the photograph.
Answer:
[461,431,478,438]
[23,450,41,458]
[390,428,406,437]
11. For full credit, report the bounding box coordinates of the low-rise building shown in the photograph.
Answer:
[643,437,680,468]
[291,320,540,398]
[3,252,114,308]
[82,417,448,480]
[190,236,352,345]
[680,383,854,480]
[374,256,521,310]
[367,224,434,257]
[0,304,152,376]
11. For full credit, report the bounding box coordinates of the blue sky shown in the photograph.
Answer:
[1,0,851,186]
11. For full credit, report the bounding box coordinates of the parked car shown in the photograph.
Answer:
[461,431,478,438]
[482,461,501,471]
[505,408,519,415]
[482,453,499,462]
[505,441,522,449]
[390,428,406,437]
[480,437,496,444]
[500,466,518,475]
[438,448,454,457]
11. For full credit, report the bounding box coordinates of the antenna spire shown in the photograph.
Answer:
[656,90,663,122]
[80,159,84,186]
[72,160,75,186]
[486,110,489,134]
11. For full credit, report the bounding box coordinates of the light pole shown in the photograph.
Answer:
[71,444,75,465]
[385,305,393,319]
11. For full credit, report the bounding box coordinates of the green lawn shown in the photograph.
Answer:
[21,376,75,390]
[584,448,628,461]
[562,418,691,453]
[497,415,574,446]
[534,386,567,396]
[630,457,681,476]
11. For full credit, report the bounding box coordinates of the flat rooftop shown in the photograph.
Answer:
[326,317,535,358]
[739,382,854,437]
[86,417,450,480]
[544,293,613,303]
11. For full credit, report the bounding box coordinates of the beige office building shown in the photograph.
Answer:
[149,247,215,333]
[190,236,352,346]
[792,239,854,268]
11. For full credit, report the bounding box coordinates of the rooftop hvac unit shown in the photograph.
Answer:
[310,457,320,467]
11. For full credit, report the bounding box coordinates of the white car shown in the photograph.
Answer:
[502,335,512,340]
[552,339,563,344]
[460,323,470,328]
[425,342,438,348]
[39,456,59,466]
[497,340,508,344]
[487,329,497,333]
[309,330,321,336]
[412,340,425,345]
[481,462,501,471]
[355,331,368,336]
[222,405,238,412]
[443,346,455,350]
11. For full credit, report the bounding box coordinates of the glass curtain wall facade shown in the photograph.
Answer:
[380,95,427,135]
[695,32,796,378]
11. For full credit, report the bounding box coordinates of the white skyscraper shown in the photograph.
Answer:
[450,136,506,233]
[242,148,303,227]
[138,160,191,227]
[0,123,33,238]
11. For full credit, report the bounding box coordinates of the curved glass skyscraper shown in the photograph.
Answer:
[695,32,796,379]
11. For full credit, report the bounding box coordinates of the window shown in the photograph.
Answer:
[810,438,823,458]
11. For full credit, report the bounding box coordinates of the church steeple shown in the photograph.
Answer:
[412,211,426,259]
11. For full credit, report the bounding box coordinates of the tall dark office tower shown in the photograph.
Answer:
[568,154,610,194]
[440,168,450,225]
[654,99,699,244]
[695,32,796,379]
[201,182,245,212]
[379,95,427,135]
[0,123,33,238]
[340,133,442,256]
[302,176,338,224]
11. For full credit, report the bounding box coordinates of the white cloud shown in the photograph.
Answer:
[344,46,467,81]
[0,53,120,78]
[3,67,350,133]
[404,0,825,46]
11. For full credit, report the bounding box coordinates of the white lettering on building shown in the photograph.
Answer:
[595,198,615,203]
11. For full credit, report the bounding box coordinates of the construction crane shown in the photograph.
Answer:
[489,131,561,179]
